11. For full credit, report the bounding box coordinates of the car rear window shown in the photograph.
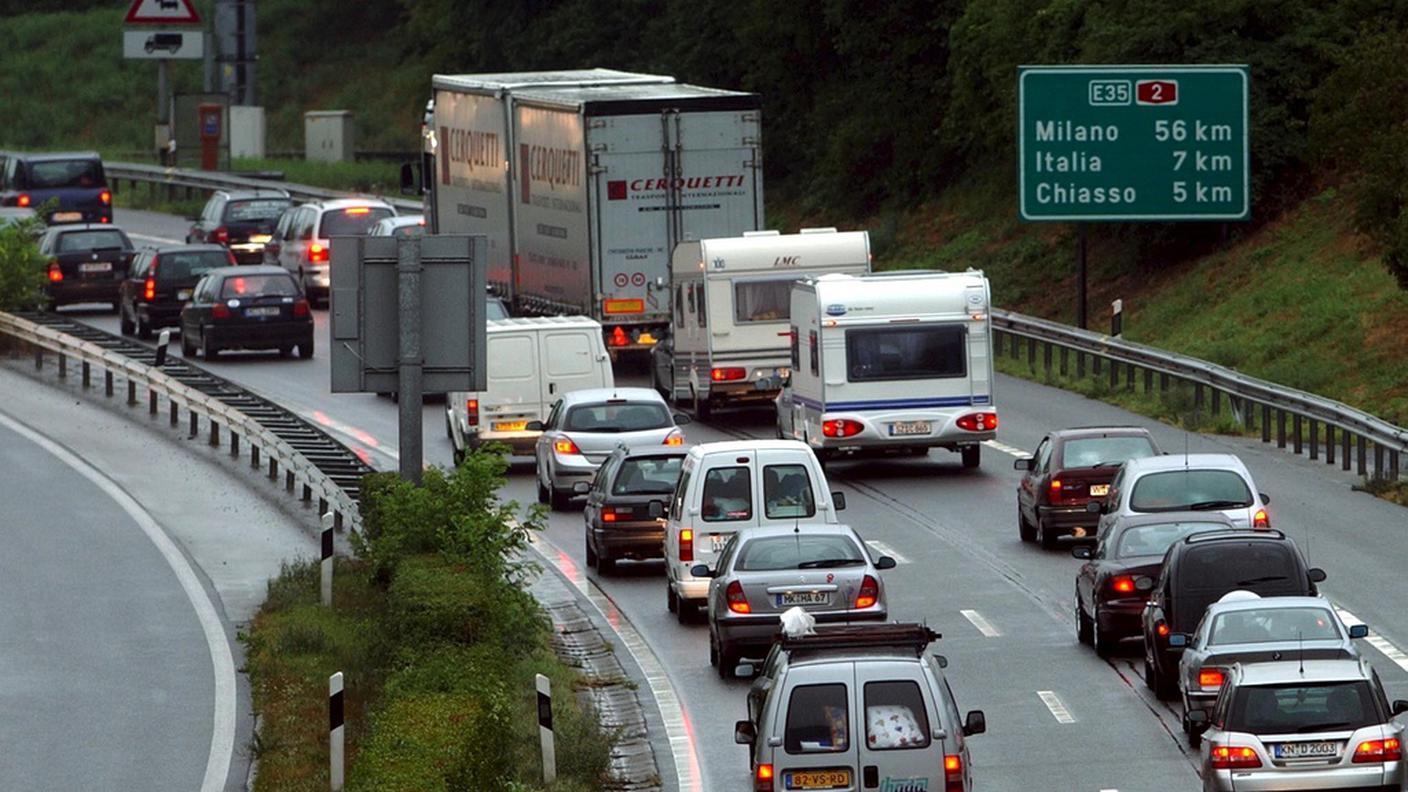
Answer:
[1060,436,1157,468]
[864,681,932,750]
[1129,469,1252,512]
[733,279,793,323]
[1210,607,1341,645]
[26,159,103,189]
[219,273,300,299]
[1114,521,1230,558]
[736,534,865,571]
[763,464,816,519]
[318,206,394,237]
[784,684,850,754]
[611,457,683,496]
[225,199,291,222]
[701,466,752,522]
[1228,682,1380,734]
[157,251,231,281]
[845,324,966,382]
[57,229,128,252]
[485,299,509,321]
[563,402,670,432]
[391,223,425,238]
[1182,543,1299,592]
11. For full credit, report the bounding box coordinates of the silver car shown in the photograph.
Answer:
[1190,658,1408,791]
[694,524,896,678]
[531,387,689,511]
[1175,592,1368,743]
[1090,453,1272,531]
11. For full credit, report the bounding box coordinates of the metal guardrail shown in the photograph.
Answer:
[0,311,369,530]
[991,308,1406,481]
[106,161,422,213]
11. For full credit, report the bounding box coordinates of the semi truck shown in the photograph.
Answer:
[419,70,765,353]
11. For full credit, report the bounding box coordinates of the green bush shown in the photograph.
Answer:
[0,215,49,312]
[386,555,545,650]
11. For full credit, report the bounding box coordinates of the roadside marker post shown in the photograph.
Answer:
[329,671,345,791]
[536,673,557,783]
[320,512,334,607]
[1111,299,1123,338]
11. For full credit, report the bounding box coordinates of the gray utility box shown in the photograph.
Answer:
[305,110,355,163]
[329,235,488,394]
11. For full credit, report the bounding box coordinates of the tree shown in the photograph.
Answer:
[0,216,48,312]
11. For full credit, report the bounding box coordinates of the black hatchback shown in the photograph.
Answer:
[120,244,235,337]
[37,224,135,310]
[578,446,687,574]
[187,189,292,264]
[179,266,313,360]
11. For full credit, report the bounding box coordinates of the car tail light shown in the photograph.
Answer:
[99,216,109,224]
[1155,620,1170,638]
[1048,478,1085,504]
[679,529,693,563]
[17,193,30,207]
[47,261,63,282]
[211,302,232,319]
[664,429,684,446]
[143,276,156,301]
[711,367,746,382]
[943,754,963,792]
[213,226,229,244]
[822,418,864,438]
[1253,508,1269,529]
[292,299,311,317]
[308,243,328,263]
[601,508,618,523]
[98,190,112,205]
[726,580,751,614]
[753,762,773,792]
[344,207,371,215]
[854,575,879,609]
[1353,737,1402,763]
[1198,667,1226,691]
[955,412,998,432]
[610,326,629,347]
[552,436,581,455]
[1210,744,1262,769]
[1110,576,1136,594]
[465,399,479,427]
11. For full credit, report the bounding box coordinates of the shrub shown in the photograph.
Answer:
[0,215,48,311]
[386,555,545,650]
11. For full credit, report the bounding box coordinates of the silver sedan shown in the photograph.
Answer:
[694,524,896,678]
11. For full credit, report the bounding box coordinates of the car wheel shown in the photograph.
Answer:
[1037,516,1058,550]
[692,389,712,421]
[110,301,121,313]
[181,330,196,356]
[666,582,678,614]
[1146,656,1176,700]
[1092,605,1116,657]
[137,317,152,340]
[1018,507,1036,543]
[1076,597,1093,645]
[676,597,694,625]
[584,530,598,569]
[299,337,314,359]
[597,553,615,575]
[201,329,219,361]
[550,485,573,512]
[709,632,719,667]
[279,345,293,357]
[961,444,981,469]
[119,308,135,336]
[716,638,738,679]
[536,476,549,505]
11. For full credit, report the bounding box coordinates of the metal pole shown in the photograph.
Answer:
[157,60,170,125]
[320,512,334,607]
[329,672,345,791]
[397,237,424,485]
[1076,224,1088,330]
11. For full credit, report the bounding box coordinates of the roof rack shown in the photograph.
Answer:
[780,623,939,656]
[1184,528,1285,544]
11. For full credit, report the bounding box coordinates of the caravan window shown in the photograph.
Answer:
[790,326,799,369]
[845,325,966,382]
[809,331,819,376]
[696,284,707,328]
[733,279,793,323]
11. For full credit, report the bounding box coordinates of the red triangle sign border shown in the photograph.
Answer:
[125,0,202,25]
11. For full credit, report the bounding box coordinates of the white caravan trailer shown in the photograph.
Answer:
[776,270,997,468]
[651,229,870,418]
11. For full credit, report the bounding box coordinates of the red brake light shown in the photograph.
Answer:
[1252,508,1269,529]
[553,436,581,455]
[753,762,773,792]
[99,216,110,224]
[293,299,311,317]
[601,508,618,523]
[143,277,156,301]
[610,326,629,347]
[1198,668,1226,691]
[1156,621,1170,638]
[1110,576,1136,594]
[344,207,371,215]
[854,575,879,609]
[711,367,746,382]
[726,580,751,614]
[99,190,112,205]
[465,399,479,427]
[17,193,30,207]
[1353,737,1402,763]
[47,261,63,282]
[956,412,998,432]
[1210,744,1262,769]
[211,302,232,319]
[822,418,864,438]
[213,226,229,245]
[944,754,963,791]
[664,430,684,446]
[1049,478,1063,503]
[308,243,328,263]
[679,528,693,563]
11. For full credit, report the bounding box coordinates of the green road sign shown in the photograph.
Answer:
[1018,65,1249,222]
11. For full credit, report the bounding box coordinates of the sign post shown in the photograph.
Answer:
[124,0,203,163]
[1018,65,1250,326]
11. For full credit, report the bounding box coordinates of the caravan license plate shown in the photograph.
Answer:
[784,769,850,789]
[53,212,82,222]
[1089,484,1110,497]
[492,420,528,432]
[889,420,931,436]
[1274,741,1338,759]
[776,591,830,607]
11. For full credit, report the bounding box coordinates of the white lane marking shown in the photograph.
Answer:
[129,232,185,245]
[529,532,703,792]
[960,608,1002,637]
[1335,607,1408,673]
[0,408,236,792]
[983,439,1028,458]
[865,539,910,564]
[1037,690,1076,724]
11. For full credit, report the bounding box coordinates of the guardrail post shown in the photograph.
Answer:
[1373,443,1385,479]
[1143,367,1153,394]
[209,421,220,448]
[1076,351,1085,379]
[1309,419,1319,460]
[1341,431,1351,471]
[1293,415,1303,455]
[104,370,113,397]
[1277,410,1287,448]
[1357,436,1367,476]
[1043,342,1052,375]
[1390,450,1401,481]
[1194,383,1204,412]
[149,390,158,415]
[1210,389,1221,416]
[170,400,179,426]
[1325,426,1335,465]
[34,345,42,370]
[1009,332,1019,359]
[58,353,66,378]
[1059,346,1068,376]
[1261,404,1271,443]
[189,411,199,439]
[1027,336,1036,370]
[1160,372,1170,393]
[127,380,137,406]
[81,361,90,387]
[1109,357,1117,389]
[1125,363,1135,392]
[268,457,279,481]
[1092,355,1102,380]
[250,445,261,469]
[285,470,295,492]
[230,432,240,458]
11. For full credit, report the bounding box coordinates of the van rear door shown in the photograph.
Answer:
[481,332,540,431]
[775,663,860,791]
[540,329,607,404]
[855,662,945,791]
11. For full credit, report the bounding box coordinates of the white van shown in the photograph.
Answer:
[445,316,613,461]
[651,229,871,418]
[776,270,997,468]
[663,440,846,621]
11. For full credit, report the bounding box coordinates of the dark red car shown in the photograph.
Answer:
[1015,426,1160,548]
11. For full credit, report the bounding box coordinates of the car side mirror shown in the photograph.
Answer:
[1260,492,1270,505]
[1071,546,1093,560]
[831,491,846,511]
[1013,458,1033,471]
[1392,700,1408,717]
[963,710,986,737]
[734,720,756,745]
[875,556,897,571]
[690,564,713,578]
[524,420,544,431]
[1085,500,1104,514]
[1167,633,1189,648]
[1308,568,1327,583]
[1349,624,1369,639]
[1135,576,1155,592]
[735,663,756,679]
[572,481,590,495]
[673,412,692,425]
[931,653,948,669]
[648,500,664,519]
[1185,709,1208,730]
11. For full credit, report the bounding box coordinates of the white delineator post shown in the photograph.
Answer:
[1111,298,1124,338]
[536,673,556,783]
[329,671,345,791]
[320,512,334,607]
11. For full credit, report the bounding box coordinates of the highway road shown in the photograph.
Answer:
[63,206,1408,791]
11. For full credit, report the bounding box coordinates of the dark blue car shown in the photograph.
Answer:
[0,152,112,225]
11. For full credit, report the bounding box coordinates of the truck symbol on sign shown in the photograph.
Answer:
[158,0,180,8]
[145,33,182,53]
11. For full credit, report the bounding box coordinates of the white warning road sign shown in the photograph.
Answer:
[124,0,202,26]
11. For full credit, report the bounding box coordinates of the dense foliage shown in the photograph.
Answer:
[0,215,48,312]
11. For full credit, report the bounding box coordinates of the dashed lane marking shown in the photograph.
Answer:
[983,439,1029,458]
[865,539,910,564]
[1335,607,1408,674]
[960,608,1002,637]
[1037,690,1076,724]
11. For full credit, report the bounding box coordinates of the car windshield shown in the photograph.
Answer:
[225,199,290,222]
[846,324,966,382]
[1114,521,1230,558]
[1061,436,1157,468]
[485,299,509,321]
[57,229,127,252]
[157,251,231,281]
[27,159,103,189]
[563,402,670,433]
[1129,469,1252,512]
[219,273,299,299]
[1229,682,1380,734]
[318,206,394,237]
[611,457,683,496]
[734,279,793,323]
[1210,607,1342,645]
[737,534,865,571]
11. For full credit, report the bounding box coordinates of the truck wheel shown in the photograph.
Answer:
[961,444,981,469]
[693,391,712,421]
